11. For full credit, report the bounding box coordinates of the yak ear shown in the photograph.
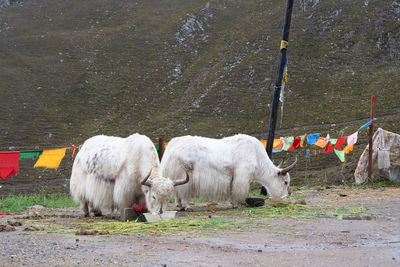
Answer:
[141,170,152,187]
[278,157,298,176]
[173,172,189,187]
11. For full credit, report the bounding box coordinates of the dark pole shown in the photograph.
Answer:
[261,0,294,195]
[158,137,164,161]
[367,96,375,182]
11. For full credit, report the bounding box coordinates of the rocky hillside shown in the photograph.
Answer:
[1,0,399,194]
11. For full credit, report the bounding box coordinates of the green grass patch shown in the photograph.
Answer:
[0,193,78,212]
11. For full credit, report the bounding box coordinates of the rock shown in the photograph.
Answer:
[0,224,16,232]
[29,205,45,210]
[7,220,22,226]
[294,199,307,205]
[23,225,41,231]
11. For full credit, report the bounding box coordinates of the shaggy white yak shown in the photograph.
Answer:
[70,133,188,216]
[160,134,297,210]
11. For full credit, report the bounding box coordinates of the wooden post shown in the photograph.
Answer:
[368,96,375,182]
[261,0,294,195]
[158,137,164,161]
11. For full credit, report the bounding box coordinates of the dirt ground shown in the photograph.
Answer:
[0,186,399,267]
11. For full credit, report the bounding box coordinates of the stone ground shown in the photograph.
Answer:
[0,186,399,267]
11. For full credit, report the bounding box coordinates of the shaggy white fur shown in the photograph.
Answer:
[70,133,180,216]
[160,134,295,210]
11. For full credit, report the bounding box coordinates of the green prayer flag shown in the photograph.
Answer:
[19,150,43,159]
[283,137,294,151]
[329,138,337,145]
[154,144,159,151]
[334,149,345,162]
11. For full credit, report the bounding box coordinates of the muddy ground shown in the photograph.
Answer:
[0,186,399,267]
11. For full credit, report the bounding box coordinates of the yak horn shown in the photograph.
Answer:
[277,160,284,168]
[140,170,152,187]
[278,157,298,176]
[173,172,190,187]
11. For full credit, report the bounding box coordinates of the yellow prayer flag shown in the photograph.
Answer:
[315,137,329,148]
[261,140,267,148]
[300,134,307,147]
[260,139,283,150]
[344,144,354,154]
[34,148,67,170]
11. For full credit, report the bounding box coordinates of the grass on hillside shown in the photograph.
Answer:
[0,193,78,213]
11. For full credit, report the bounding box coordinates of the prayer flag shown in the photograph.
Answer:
[334,149,345,162]
[300,135,307,147]
[288,137,301,151]
[19,150,43,159]
[323,140,335,153]
[261,139,284,152]
[273,138,284,152]
[0,152,20,180]
[307,133,320,145]
[315,135,329,148]
[283,137,294,151]
[344,144,354,154]
[347,132,358,146]
[334,137,348,150]
[34,148,67,170]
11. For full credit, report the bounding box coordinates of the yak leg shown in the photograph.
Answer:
[81,200,89,217]
[175,197,183,209]
[180,199,193,211]
[88,202,102,216]
[175,196,192,211]
[231,170,250,208]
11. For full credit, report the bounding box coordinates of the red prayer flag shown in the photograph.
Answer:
[323,141,335,153]
[0,151,20,180]
[334,136,348,150]
[288,137,301,151]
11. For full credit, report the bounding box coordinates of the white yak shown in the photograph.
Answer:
[70,133,188,216]
[160,134,297,210]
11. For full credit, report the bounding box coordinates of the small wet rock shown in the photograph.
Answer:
[0,224,16,232]
[23,225,41,231]
[29,205,45,209]
[7,220,22,226]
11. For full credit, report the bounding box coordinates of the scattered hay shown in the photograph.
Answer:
[75,229,110,236]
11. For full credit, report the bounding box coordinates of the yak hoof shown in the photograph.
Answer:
[183,206,193,212]
[92,209,102,217]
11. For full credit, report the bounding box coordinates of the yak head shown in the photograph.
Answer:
[263,157,297,200]
[141,170,189,215]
